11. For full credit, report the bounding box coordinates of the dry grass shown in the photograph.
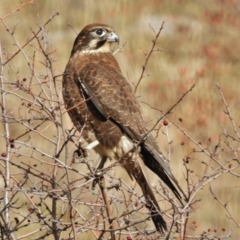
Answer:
[0,0,240,239]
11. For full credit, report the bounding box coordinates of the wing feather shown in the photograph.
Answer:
[76,61,185,202]
[77,62,146,141]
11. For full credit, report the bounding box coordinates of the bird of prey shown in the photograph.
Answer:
[62,23,184,233]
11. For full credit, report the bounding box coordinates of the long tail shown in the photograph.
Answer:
[124,155,167,233]
[140,135,186,204]
[137,170,167,233]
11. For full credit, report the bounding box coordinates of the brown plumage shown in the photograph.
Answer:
[62,23,184,233]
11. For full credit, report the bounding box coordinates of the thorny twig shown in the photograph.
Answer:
[0,2,239,239]
[1,12,59,66]
[134,22,165,93]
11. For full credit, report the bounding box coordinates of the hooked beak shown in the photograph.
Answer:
[107,32,119,43]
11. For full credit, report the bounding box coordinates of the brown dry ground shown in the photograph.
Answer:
[1,0,240,239]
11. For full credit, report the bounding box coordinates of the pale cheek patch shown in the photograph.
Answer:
[89,39,99,49]
[79,42,111,55]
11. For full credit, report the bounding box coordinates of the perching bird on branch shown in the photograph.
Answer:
[62,23,184,233]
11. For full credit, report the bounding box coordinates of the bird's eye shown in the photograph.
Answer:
[91,28,106,39]
[95,29,104,36]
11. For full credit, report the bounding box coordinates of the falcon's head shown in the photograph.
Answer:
[71,23,119,55]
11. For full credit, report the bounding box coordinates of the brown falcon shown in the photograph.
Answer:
[62,23,184,233]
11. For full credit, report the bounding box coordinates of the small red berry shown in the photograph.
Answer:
[126,236,132,240]
[10,144,15,148]
[163,120,168,126]
[1,153,7,157]
[9,138,14,143]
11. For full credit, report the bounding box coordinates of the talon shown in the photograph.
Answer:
[72,142,89,164]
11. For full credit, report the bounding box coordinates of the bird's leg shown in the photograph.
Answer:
[92,156,107,190]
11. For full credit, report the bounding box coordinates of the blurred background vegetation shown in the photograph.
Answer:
[1,0,240,239]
